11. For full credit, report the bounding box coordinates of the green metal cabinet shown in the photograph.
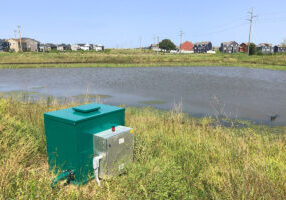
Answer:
[44,103,125,185]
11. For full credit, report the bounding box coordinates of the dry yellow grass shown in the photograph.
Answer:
[0,98,286,199]
[0,50,286,70]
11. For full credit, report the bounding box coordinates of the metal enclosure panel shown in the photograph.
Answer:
[93,126,134,178]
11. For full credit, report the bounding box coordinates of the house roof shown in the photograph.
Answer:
[259,43,272,47]
[7,38,19,41]
[221,41,238,45]
[180,41,194,50]
[182,41,193,44]
[275,45,286,48]
[194,41,211,45]
[46,43,57,47]
[57,43,70,47]
[21,37,40,43]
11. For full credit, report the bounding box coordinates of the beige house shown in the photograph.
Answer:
[7,39,24,52]
[7,38,39,52]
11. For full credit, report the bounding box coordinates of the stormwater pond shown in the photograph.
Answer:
[0,66,286,125]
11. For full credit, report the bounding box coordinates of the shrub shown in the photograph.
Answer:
[159,39,176,51]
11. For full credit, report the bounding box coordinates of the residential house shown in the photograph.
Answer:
[71,44,90,51]
[220,41,239,53]
[46,43,57,51]
[93,44,104,51]
[257,43,273,54]
[57,44,70,51]
[194,41,212,53]
[39,44,48,52]
[149,44,160,51]
[274,45,286,53]
[39,43,57,52]
[239,43,247,53]
[80,44,92,51]
[7,38,20,52]
[0,39,10,52]
[21,38,40,52]
[71,44,81,51]
[39,44,47,52]
[7,38,26,52]
[180,41,193,53]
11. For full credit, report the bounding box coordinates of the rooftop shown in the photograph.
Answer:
[194,41,211,45]
[259,43,273,47]
[221,41,238,45]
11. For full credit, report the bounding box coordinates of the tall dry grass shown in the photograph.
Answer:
[0,98,286,199]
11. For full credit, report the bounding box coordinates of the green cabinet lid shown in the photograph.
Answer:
[44,103,124,125]
[73,104,101,113]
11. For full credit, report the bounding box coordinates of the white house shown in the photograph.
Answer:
[71,44,81,51]
[78,44,91,51]
[93,44,104,51]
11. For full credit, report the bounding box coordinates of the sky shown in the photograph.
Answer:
[0,0,285,48]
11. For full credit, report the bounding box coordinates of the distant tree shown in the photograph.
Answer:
[247,43,257,55]
[159,39,176,51]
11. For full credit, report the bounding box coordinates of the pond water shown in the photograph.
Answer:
[0,66,285,125]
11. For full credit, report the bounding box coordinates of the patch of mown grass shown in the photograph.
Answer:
[0,98,286,199]
[0,50,286,70]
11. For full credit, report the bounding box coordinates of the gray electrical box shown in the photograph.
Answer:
[93,126,134,178]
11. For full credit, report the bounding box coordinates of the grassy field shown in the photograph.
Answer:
[0,50,286,70]
[0,98,286,199]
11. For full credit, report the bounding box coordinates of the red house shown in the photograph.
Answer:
[180,41,194,51]
[239,43,247,53]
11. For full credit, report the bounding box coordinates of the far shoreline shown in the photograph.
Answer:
[0,63,285,71]
[0,50,285,70]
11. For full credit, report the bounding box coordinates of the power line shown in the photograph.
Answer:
[256,16,286,22]
[191,15,249,36]
[191,22,248,37]
[257,10,286,16]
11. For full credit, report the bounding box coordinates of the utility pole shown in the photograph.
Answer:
[179,30,184,52]
[18,25,23,52]
[247,8,257,55]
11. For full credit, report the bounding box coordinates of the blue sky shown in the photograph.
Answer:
[1,0,285,48]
